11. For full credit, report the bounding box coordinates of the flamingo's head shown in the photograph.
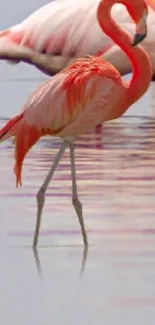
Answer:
[121,0,148,46]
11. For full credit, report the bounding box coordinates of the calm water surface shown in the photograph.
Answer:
[0,1,155,321]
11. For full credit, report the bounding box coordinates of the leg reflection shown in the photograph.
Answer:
[32,245,88,278]
[33,247,42,278]
[79,245,88,276]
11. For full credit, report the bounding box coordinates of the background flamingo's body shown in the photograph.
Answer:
[0,0,154,76]
[0,0,132,57]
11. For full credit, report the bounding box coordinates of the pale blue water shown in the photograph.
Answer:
[0,1,155,325]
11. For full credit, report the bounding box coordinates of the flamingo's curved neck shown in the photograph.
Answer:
[97,0,152,107]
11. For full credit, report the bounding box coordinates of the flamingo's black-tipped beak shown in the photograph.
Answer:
[132,33,146,47]
[132,10,147,47]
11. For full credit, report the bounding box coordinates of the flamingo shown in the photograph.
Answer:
[0,0,152,247]
[0,0,154,77]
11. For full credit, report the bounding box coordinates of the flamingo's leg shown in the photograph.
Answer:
[33,140,68,247]
[69,142,88,246]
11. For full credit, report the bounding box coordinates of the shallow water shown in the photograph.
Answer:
[1,114,155,247]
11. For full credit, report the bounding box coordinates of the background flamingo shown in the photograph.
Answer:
[1,0,155,115]
[0,0,154,77]
[0,0,151,246]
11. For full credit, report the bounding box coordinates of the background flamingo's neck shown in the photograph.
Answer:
[97,0,152,106]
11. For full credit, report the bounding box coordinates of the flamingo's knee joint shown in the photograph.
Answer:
[72,195,82,210]
[37,188,45,208]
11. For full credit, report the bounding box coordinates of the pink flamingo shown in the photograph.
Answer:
[0,0,152,247]
[0,0,154,77]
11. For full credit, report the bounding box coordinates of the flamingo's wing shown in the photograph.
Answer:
[23,57,123,137]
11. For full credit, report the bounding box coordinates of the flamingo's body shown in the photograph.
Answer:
[0,0,152,247]
[0,0,154,76]
[1,57,125,185]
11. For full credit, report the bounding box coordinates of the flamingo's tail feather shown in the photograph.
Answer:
[0,114,24,142]
[0,114,42,187]
[14,121,42,187]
